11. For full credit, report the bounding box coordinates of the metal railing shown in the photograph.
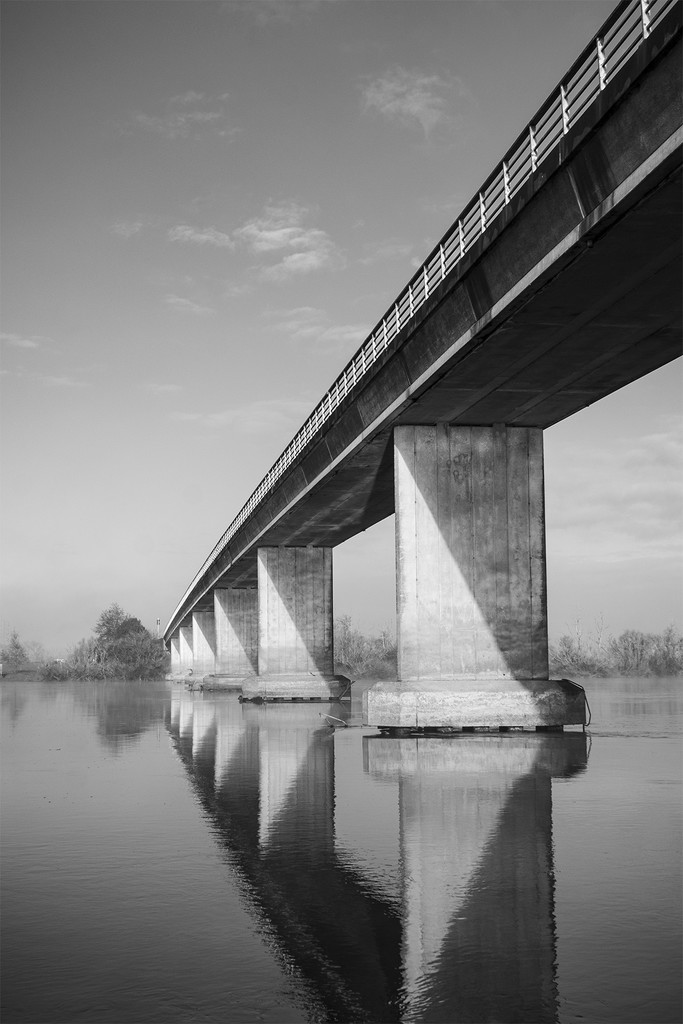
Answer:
[167,0,678,632]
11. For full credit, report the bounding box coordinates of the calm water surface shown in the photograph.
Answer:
[1,677,681,1023]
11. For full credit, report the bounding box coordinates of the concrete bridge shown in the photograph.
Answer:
[165,0,682,729]
[168,689,588,1021]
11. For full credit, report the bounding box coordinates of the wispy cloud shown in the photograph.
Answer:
[361,67,469,138]
[229,1,324,26]
[111,220,145,238]
[269,306,367,349]
[419,192,469,217]
[131,92,238,140]
[224,280,252,299]
[358,239,414,266]
[235,201,342,280]
[165,294,214,316]
[41,374,88,388]
[0,364,88,387]
[168,224,234,249]
[174,397,311,434]
[144,382,183,395]
[549,418,683,564]
[1,332,46,349]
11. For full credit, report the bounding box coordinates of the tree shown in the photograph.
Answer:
[1,630,28,671]
[94,604,146,660]
[84,603,166,679]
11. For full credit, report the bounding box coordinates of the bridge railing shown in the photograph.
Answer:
[168,0,678,631]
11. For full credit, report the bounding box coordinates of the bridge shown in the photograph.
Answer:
[165,0,682,729]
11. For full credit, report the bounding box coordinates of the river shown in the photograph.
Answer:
[1,676,681,1024]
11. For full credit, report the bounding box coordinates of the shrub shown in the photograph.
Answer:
[334,616,397,679]
[550,622,683,677]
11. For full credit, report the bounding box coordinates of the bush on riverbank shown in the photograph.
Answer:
[549,623,683,677]
[334,616,397,679]
[38,604,169,681]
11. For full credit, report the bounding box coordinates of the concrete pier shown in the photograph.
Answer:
[169,634,181,676]
[192,611,216,677]
[178,623,193,675]
[241,546,346,701]
[364,425,585,729]
[214,587,257,681]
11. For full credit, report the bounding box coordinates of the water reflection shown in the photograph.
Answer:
[74,679,168,751]
[167,689,588,1023]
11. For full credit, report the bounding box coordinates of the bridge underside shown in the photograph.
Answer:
[194,157,681,603]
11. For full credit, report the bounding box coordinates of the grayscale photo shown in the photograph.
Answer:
[1,1,681,1022]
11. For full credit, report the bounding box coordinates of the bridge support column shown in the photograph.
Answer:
[192,610,216,677]
[364,425,585,729]
[214,588,257,682]
[169,633,181,676]
[241,546,346,701]
[179,623,193,675]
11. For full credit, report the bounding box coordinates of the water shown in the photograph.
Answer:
[1,677,680,1024]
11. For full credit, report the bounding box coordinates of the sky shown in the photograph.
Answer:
[1,0,681,656]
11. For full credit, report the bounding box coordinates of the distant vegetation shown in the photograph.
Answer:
[3,612,680,683]
[1,630,30,674]
[549,621,683,677]
[333,617,683,679]
[334,616,397,679]
[37,604,168,681]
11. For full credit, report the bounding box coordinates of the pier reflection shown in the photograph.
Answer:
[167,689,588,1023]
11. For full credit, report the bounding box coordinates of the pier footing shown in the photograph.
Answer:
[240,672,350,702]
[363,677,586,730]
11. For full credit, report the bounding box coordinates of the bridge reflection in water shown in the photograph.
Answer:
[168,689,588,1023]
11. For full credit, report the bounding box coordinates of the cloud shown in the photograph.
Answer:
[174,397,312,434]
[1,332,45,349]
[165,294,214,316]
[548,418,683,565]
[132,92,237,140]
[229,1,324,26]
[145,383,183,395]
[361,67,468,137]
[169,90,208,105]
[235,201,342,279]
[224,280,252,299]
[111,221,144,238]
[358,240,414,266]
[269,306,367,349]
[167,224,234,249]
[40,375,87,388]
[419,192,469,217]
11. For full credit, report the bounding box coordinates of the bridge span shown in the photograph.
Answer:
[165,0,681,728]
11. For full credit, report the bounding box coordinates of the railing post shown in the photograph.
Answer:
[597,36,607,90]
[424,264,429,299]
[503,161,511,204]
[408,284,414,317]
[641,0,650,38]
[560,84,570,134]
[458,219,465,260]
[530,124,538,172]
[479,191,486,234]
[439,243,446,280]
[395,303,400,335]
